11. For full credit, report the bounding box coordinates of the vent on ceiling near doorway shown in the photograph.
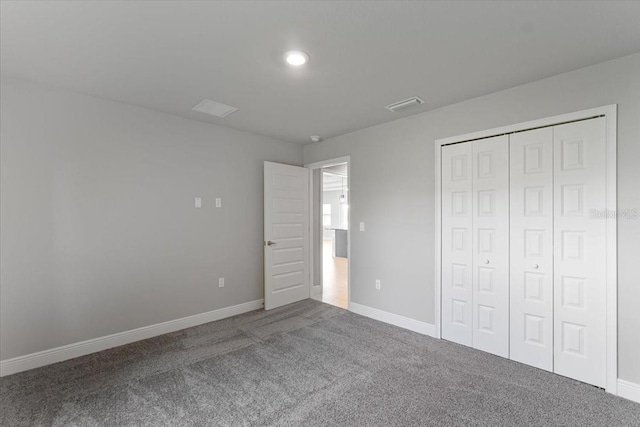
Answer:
[384,96,425,113]
[192,99,239,118]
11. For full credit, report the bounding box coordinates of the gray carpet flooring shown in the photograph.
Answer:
[1,299,639,426]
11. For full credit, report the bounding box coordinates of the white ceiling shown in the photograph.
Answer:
[2,1,640,144]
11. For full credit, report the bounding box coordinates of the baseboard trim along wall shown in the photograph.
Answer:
[3,296,638,405]
[618,379,640,404]
[0,299,264,377]
[349,302,437,337]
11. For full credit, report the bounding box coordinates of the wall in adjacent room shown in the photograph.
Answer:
[0,77,303,360]
[303,53,640,383]
[322,189,347,239]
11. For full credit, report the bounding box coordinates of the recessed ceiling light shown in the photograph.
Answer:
[284,50,309,66]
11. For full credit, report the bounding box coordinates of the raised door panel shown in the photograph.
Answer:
[442,142,473,346]
[472,135,509,357]
[509,128,554,371]
[553,118,607,388]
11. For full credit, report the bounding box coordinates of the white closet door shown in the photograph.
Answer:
[472,135,510,357]
[509,128,554,371]
[553,118,607,388]
[441,142,473,346]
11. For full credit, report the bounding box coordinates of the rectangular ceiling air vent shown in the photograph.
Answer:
[384,96,425,113]
[192,99,239,118]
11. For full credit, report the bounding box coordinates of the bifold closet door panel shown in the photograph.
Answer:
[553,118,607,388]
[472,135,509,358]
[441,142,473,346]
[509,128,554,371]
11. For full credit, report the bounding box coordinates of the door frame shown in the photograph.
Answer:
[434,105,618,394]
[305,156,351,310]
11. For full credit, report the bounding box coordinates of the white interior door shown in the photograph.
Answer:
[553,118,607,388]
[264,161,310,310]
[441,142,474,346]
[472,135,510,357]
[510,128,554,371]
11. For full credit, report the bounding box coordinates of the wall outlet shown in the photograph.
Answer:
[218,277,225,288]
[360,222,365,231]
[215,198,222,208]
[375,279,381,290]
[195,197,202,208]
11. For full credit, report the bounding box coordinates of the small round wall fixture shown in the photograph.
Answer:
[310,135,322,143]
[284,50,309,66]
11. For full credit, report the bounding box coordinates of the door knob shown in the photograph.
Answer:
[484,260,490,264]
[266,241,276,246]
[532,264,539,269]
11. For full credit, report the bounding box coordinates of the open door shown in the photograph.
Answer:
[264,161,310,310]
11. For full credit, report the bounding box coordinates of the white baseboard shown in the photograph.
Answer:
[349,302,436,337]
[618,379,640,404]
[5,296,634,405]
[0,299,264,377]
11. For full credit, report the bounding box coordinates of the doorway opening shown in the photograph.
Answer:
[320,163,349,309]
[306,156,350,310]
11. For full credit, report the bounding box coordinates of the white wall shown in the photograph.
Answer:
[303,53,640,384]
[0,78,303,360]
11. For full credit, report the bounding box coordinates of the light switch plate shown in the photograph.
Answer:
[215,198,222,208]
[375,279,381,290]
[218,277,225,288]
[195,197,202,208]
[359,222,365,231]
